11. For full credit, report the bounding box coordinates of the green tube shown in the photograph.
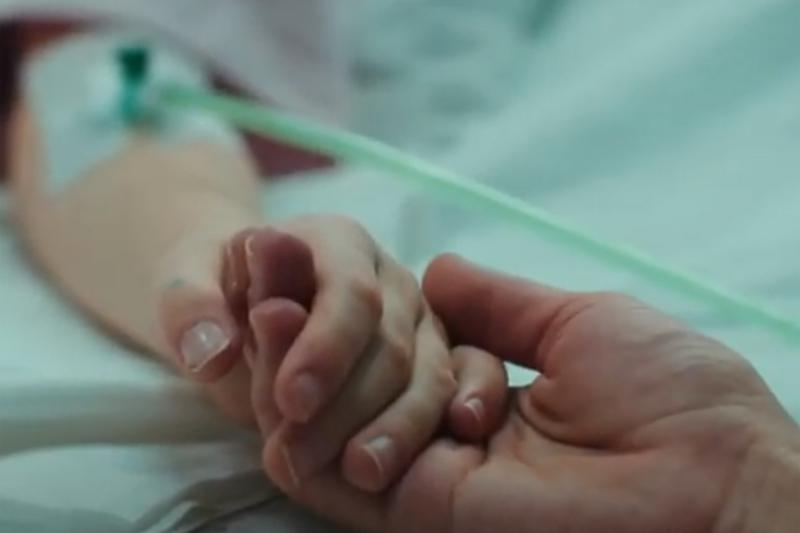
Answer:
[158,84,800,344]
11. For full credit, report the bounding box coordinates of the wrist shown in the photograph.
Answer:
[716,422,800,533]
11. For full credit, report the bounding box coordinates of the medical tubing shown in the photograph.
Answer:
[157,84,800,343]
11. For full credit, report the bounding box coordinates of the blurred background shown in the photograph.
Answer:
[267,0,800,410]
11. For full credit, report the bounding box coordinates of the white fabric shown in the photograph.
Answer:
[1,2,349,530]
[0,0,350,123]
[24,30,245,192]
[350,0,800,414]
[3,0,800,532]
[0,200,281,533]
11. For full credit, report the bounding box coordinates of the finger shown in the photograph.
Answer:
[422,253,576,370]
[244,227,317,309]
[262,450,387,533]
[263,330,410,490]
[265,257,421,488]
[241,227,315,365]
[341,307,457,493]
[249,298,309,435]
[155,235,255,424]
[274,245,383,423]
[221,227,258,325]
[156,236,242,382]
[387,438,484,533]
[448,346,509,442]
[263,438,480,533]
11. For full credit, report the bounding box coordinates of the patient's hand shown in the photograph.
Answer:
[224,217,508,492]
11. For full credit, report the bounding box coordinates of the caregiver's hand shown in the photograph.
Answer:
[401,254,800,533]
[288,254,800,533]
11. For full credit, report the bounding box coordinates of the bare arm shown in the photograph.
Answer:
[8,31,263,421]
[6,30,493,512]
[11,109,260,353]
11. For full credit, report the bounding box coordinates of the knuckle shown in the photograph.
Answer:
[432,362,458,400]
[382,259,423,317]
[587,290,637,308]
[397,267,422,303]
[349,275,384,316]
[450,345,480,367]
[384,390,442,446]
[383,333,414,381]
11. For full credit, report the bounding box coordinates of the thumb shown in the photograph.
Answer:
[422,254,575,370]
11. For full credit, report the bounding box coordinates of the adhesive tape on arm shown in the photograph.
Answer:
[22,27,245,193]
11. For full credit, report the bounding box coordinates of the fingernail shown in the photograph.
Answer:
[224,244,240,293]
[281,445,301,488]
[362,435,395,489]
[287,373,322,422]
[244,235,259,306]
[180,320,230,371]
[464,397,485,433]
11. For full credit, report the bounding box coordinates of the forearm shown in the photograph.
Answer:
[9,101,262,361]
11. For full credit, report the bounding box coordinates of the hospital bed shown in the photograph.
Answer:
[3,0,800,531]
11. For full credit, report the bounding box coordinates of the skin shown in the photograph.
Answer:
[7,30,506,496]
[221,226,507,490]
[9,29,800,532]
[276,255,800,533]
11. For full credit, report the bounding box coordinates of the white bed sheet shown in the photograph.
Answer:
[350,0,800,416]
[0,198,282,533]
